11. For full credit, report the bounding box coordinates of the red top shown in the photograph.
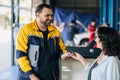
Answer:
[88,25,96,48]
[88,25,96,42]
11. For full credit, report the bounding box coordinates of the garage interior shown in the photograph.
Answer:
[0,0,120,80]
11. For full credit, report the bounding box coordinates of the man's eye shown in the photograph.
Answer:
[45,15,53,17]
[45,15,49,17]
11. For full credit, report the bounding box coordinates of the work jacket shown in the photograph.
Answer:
[16,20,67,80]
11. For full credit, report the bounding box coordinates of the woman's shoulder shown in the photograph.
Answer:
[107,56,120,64]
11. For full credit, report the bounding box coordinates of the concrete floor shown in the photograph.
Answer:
[0,29,95,80]
[61,58,94,80]
[0,66,18,80]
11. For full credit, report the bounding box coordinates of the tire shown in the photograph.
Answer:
[79,38,88,45]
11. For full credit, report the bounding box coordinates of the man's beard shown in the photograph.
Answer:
[41,19,53,26]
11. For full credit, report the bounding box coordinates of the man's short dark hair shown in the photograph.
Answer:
[71,20,76,24]
[91,19,96,22]
[35,3,52,14]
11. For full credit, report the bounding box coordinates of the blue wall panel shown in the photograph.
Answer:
[100,0,119,31]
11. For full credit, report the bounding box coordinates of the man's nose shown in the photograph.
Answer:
[49,16,53,20]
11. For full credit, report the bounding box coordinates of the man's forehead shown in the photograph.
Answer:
[42,7,53,13]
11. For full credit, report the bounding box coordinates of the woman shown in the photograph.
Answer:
[71,27,120,80]
[88,19,97,48]
[88,20,96,42]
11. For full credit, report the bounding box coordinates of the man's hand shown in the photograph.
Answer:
[61,52,71,60]
[29,74,40,80]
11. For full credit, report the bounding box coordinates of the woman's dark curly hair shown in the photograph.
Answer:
[96,26,120,56]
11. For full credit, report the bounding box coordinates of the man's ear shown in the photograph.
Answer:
[36,12,40,17]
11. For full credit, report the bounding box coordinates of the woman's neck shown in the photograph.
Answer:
[97,53,105,64]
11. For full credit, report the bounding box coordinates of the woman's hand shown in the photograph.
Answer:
[70,52,81,61]
[71,52,88,67]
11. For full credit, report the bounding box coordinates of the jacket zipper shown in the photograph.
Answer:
[52,70,56,80]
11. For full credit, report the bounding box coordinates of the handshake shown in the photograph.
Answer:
[61,52,83,61]
[61,52,87,67]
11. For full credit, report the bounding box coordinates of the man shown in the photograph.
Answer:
[65,20,79,46]
[16,4,71,80]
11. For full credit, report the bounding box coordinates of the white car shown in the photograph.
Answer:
[73,20,89,46]
[73,32,89,46]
